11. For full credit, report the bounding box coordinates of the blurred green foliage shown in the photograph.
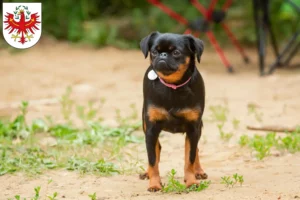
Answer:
[1,0,299,49]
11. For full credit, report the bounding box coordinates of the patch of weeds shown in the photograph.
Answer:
[247,103,263,123]
[217,124,233,141]
[238,130,300,160]
[209,105,228,123]
[250,135,272,160]
[280,133,300,153]
[49,124,79,141]
[66,157,120,175]
[221,173,244,188]
[232,118,240,129]
[0,146,58,176]
[162,169,211,193]
[88,192,97,200]
[0,88,143,177]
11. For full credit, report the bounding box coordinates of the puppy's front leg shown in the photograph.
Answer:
[145,124,162,192]
[184,125,202,187]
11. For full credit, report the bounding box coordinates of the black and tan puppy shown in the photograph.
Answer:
[139,32,207,192]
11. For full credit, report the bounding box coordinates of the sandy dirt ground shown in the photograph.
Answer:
[0,40,300,200]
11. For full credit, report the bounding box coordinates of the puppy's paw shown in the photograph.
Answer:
[148,177,162,192]
[148,185,162,192]
[185,173,200,188]
[185,179,200,188]
[148,182,162,192]
[195,172,208,180]
[139,172,149,180]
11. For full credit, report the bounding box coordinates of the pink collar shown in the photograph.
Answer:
[158,76,192,90]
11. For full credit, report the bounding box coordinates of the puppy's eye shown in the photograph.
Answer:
[151,50,158,57]
[172,50,181,57]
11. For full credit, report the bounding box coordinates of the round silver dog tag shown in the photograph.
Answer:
[148,70,158,80]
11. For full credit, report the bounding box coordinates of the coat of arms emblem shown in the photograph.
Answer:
[2,3,42,49]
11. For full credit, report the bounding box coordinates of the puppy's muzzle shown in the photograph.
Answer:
[154,52,173,74]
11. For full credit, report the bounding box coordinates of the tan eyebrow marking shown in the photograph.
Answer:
[169,46,175,50]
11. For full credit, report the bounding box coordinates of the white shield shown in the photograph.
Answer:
[2,3,42,49]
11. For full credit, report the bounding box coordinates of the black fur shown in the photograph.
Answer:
[140,32,205,168]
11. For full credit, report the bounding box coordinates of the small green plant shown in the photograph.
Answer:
[239,135,250,147]
[209,105,228,123]
[233,173,244,186]
[217,124,233,141]
[250,135,272,160]
[88,192,97,200]
[47,192,58,200]
[221,176,234,187]
[162,169,186,193]
[162,169,211,193]
[221,173,244,187]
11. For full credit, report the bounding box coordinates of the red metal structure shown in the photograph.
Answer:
[147,0,250,73]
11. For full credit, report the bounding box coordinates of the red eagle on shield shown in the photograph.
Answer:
[4,8,40,44]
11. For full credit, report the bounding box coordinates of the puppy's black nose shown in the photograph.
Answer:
[160,52,167,59]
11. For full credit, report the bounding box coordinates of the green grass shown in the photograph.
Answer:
[221,173,244,188]
[238,130,300,160]
[161,169,211,193]
[66,157,120,175]
[0,87,143,177]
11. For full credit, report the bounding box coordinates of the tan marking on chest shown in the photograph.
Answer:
[148,106,169,122]
[175,108,201,121]
[157,57,190,83]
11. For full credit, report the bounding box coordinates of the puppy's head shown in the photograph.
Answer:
[140,32,204,82]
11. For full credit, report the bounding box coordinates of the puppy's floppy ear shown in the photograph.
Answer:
[185,34,204,63]
[140,31,159,58]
